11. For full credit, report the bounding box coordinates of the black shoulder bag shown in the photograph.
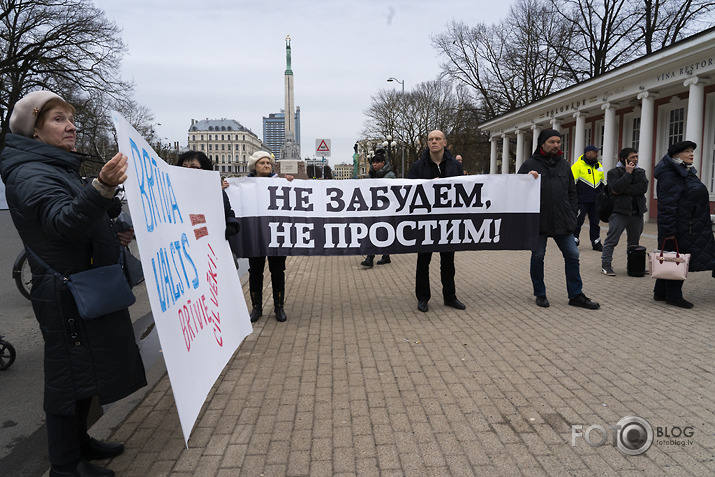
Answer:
[25,247,136,319]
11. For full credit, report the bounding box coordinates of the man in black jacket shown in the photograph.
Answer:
[517,129,599,309]
[600,148,648,276]
[407,130,466,313]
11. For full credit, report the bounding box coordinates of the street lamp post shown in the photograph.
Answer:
[387,77,406,178]
[382,135,397,165]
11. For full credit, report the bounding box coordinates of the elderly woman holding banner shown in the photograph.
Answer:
[0,91,146,477]
[246,151,294,323]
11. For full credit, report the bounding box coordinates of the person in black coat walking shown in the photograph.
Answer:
[653,141,715,308]
[517,129,599,309]
[0,91,146,477]
[406,130,466,313]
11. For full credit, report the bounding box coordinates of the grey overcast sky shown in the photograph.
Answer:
[98,0,514,165]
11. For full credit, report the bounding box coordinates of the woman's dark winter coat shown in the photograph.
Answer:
[518,150,578,236]
[0,134,146,415]
[654,153,715,273]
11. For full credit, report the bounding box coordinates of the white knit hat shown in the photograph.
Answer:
[10,91,64,137]
[248,151,273,173]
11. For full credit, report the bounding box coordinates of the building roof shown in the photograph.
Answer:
[189,119,256,136]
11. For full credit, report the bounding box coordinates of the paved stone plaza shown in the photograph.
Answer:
[100,222,714,476]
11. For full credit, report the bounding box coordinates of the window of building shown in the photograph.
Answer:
[192,145,196,151]
[200,144,205,151]
[632,117,641,150]
[242,144,246,151]
[192,135,195,141]
[585,126,592,146]
[561,127,570,164]
[221,134,225,140]
[222,155,225,163]
[222,144,225,150]
[228,154,232,161]
[243,135,245,140]
[201,134,204,140]
[668,107,685,145]
[209,144,212,151]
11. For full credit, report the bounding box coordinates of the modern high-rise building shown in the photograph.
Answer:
[187,118,270,175]
[262,108,301,160]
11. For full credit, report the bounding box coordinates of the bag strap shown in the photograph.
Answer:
[659,237,680,258]
[24,246,67,283]
[25,245,125,282]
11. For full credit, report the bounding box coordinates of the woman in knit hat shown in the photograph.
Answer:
[652,140,715,308]
[0,91,146,477]
[245,151,293,323]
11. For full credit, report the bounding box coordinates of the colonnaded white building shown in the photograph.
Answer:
[479,28,715,221]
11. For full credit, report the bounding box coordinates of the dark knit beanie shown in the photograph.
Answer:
[537,129,561,148]
[667,141,697,157]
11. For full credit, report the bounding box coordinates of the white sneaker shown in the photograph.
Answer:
[601,264,616,276]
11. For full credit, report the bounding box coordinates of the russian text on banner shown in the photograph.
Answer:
[225,175,541,257]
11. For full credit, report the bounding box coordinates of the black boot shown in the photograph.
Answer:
[250,291,262,323]
[274,291,287,322]
[360,255,374,268]
[376,255,391,265]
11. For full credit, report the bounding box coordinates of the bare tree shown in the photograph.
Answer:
[362,80,489,173]
[433,0,576,118]
[551,0,645,79]
[640,0,715,54]
[551,0,715,79]
[0,0,149,154]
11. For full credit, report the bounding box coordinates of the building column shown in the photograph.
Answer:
[573,112,586,164]
[490,136,498,174]
[550,119,561,132]
[515,130,525,171]
[601,103,617,172]
[501,134,510,174]
[531,125,542,154]
[637,92,655,208]
[684,77,705,172]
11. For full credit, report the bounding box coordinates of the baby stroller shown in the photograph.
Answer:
[0,334,16,370]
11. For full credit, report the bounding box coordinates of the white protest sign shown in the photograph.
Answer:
[224,175,541,257]
[111,112,252,446]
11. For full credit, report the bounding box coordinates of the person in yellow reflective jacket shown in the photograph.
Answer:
[571,145,605,251]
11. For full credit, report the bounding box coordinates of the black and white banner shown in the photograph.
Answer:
[225,175,540,257]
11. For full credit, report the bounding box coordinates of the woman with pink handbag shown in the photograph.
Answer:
[653,141,715,308]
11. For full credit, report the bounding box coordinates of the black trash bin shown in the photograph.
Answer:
[627,245,647,277]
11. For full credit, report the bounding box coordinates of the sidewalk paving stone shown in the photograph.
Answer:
[102,222,714,476]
